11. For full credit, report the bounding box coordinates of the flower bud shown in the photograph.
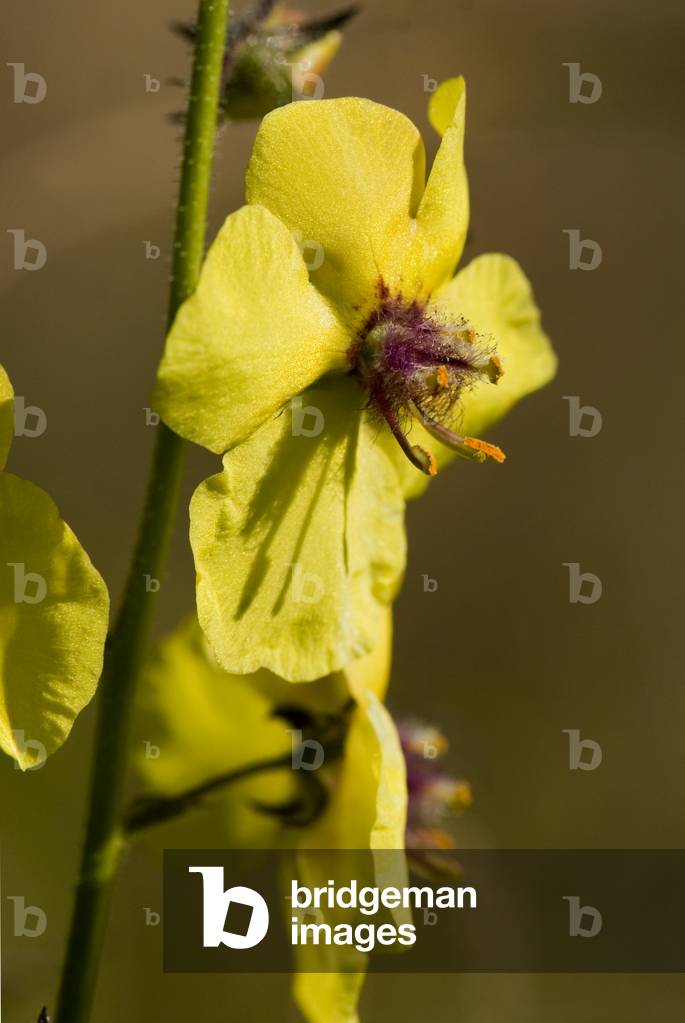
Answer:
[174,5,357,123]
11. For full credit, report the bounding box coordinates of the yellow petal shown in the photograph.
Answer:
[431,253,558,438]
[136,618,285,793]
[190,377,405,682]
[0,363,14,471]
[427,76,465,136]
[154,205,349,453]
[134,610,394,848]
[246,97,426,319]
[289,32,344,94]
[294,694,408,1023]
[307,692,407,850]
[344,606,392,703]
[293,972,365,1023]
[410,76,469,297]
[0,474,109,768]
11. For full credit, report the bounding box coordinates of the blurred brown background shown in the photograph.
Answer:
[2,0,684,1019]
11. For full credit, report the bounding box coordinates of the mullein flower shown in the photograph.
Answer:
[134,611,400,848]
[0,364,109,768]
[134,619,474,1023]
[155,79,557,682]
[173,3,356,122]
[134,611,403,1023]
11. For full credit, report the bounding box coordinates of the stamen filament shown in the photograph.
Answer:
[410,401,506,464]
[374,388,437,476]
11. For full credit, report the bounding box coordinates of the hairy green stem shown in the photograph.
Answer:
[55,2,230,1019]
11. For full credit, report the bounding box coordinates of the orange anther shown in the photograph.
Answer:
[463,437,506,463]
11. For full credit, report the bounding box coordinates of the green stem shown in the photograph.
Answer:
[55,2,230,1019]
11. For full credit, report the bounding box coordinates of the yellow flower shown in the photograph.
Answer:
[134,611,405,1023]
[0,363,109,768]
[155,78,557,682]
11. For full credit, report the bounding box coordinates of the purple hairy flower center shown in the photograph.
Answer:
[347,288,506,475]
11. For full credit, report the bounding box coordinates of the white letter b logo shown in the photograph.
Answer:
[189,868,269,949]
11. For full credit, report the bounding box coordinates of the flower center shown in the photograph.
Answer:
[349,294,506,475]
